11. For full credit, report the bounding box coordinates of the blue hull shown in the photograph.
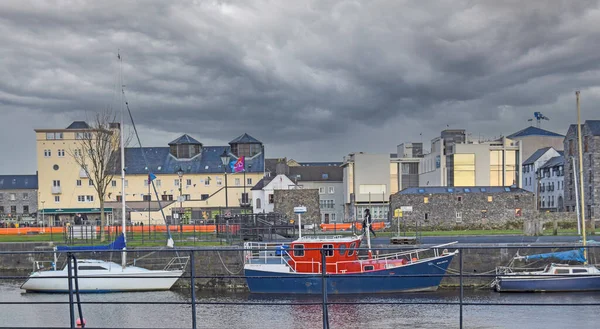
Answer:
[245,254,455,294]
[496,275,600,292]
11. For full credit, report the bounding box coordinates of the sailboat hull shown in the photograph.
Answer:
[21,260,184,293]
[495,275,600,292]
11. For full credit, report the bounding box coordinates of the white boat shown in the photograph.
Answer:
[22,56,188,293]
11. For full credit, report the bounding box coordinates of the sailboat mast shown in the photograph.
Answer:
[576,91,587,264]
[119,51,127,268]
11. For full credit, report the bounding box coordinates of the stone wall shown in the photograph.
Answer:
[390,190,536,230]
[273,189,321,224]
[0,189,39,219]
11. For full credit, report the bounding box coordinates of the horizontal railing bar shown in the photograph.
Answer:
[1,301,599,306]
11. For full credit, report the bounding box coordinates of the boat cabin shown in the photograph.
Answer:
[288,236,362,273]
[543,264,600,275]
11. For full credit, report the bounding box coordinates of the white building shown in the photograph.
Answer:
[538,155,565,212]
[251,174,297,214]
[288,166,344,223]
[522,147,561,200]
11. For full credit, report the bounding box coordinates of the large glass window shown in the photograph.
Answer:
[490,150,503,186]
[454,154,475,186]
[505,150,517,186]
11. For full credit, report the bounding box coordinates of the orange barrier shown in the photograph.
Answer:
[96,224,241,234]
[320,222,386,232]
[0,227,65,235]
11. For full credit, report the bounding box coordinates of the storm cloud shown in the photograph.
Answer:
[2,0,600,174]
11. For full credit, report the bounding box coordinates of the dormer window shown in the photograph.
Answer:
[168,134,202,159]
[229,133,262,158]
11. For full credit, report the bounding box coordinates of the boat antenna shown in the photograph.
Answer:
[575,91,588,264]
[119,49,127,269]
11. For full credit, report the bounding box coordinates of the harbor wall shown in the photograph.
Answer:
[1,242,599,291]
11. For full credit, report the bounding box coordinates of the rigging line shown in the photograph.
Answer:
[122,90,178,256]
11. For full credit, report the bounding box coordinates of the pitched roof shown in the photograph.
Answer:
[110,146,264,175]
[586,120,600,136]
[288,166,343,182]
[168,134,202,145]
[523,147,552,165]
[297,162,343,167]
[398,186,528,195]
[507,126,564,138]
[0,175,38,190]
[229,133,262,144]
[66,121,90,129]
[539,156,564,170]
[251,178,267,191]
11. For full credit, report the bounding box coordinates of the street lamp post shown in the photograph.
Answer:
[220,151,229,209]
[41,200,45,233]
[177,167,184,225]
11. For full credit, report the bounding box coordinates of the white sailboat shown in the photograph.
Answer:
[21,55,188,293]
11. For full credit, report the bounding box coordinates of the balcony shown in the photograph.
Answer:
[51,186,62,194]
[239,198,251,208]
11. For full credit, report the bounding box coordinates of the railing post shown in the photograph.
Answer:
[190,251,197,329]
[459,249,463,329]
[321,249,329,329]
[67,253,75,329]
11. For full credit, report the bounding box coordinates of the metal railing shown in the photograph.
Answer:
[1,244,599,329]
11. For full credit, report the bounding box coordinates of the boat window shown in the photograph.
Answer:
[572,269,588,274]
[78,266,108,271]
[555,269,569,274]
[364,265,374,271]
[323,244,334,257]
[293,244,305,257]
[348,242,356,256]
[339,244,347,256]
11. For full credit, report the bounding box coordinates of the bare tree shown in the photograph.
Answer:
[68,110,122,242]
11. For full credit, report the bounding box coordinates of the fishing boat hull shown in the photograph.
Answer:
[494,275,600,292]
[245,253,455,294]
[21,260,184,293]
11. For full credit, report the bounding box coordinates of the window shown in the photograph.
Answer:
[515,208,522,217]
[143,194,151,201]
[201,194,209,201]
[320,200,334,209]
[0,193,3,201]
[9,193,16,201]
[456,211,462,222]
[78,266,108,271]
[74,149,82,157]
[584,136,589,152]
[234,178,240,186]
[205,178,210,186]
[269,194,274,204]
[247,178,252,186]
[46,132,63,140]
[457,196,462,202]
[58,149,65,157]
[424,197,429,203]
[555,269,569,274]
[0,206,4,213]
[161,194,173,201]
[111,180,117,187]
[116,195,122,202]
[481,210,488,218]
[11,206,17,213]
[363,265,375,271]
[241,193,249,204]
[514,195,520,201]
[22,193,29,200]
[124,180,128,188]
[293,244,305,257]
[424,213,428,220]
[216,177,222,186]
[53,180,60,187]
[44,149,51,157]
[174,179,180,187]
[183,194,191,201]
[348,242,356,256]
[323,244,334,257]
[339,244,347,256]
[76,180,82,187]
[186,179,192,186]
[487,196,493,202]
[144,180,149,187]
[573,269,588,274]
[454,153,475,186]
[78,195,85,202]
[86,195,94,202]
[331,213,336,222]
[256,198,262,209]
[76,132,92,140]
[54,196,60,203]
[319,187,325,194]
[23,205,29,214]
[156,179,162,187]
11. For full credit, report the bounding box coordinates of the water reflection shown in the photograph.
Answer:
[1,282,599,329]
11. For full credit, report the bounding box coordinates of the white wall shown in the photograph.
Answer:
[252,174,297,214]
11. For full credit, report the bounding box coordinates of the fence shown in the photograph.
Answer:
[1,244,599,328]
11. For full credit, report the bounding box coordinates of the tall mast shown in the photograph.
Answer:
[119,50,127,269]
[576,91,587,264]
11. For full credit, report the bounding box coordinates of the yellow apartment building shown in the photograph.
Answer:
[36,121,265,225]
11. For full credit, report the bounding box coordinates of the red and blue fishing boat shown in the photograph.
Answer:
[243,229,458,294]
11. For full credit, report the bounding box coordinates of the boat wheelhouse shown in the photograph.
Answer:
[244,234,458,294]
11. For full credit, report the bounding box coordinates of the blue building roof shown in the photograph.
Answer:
[114,146,264,175]
[507,126,564,138]
[0,175,38,190]
[66,121,90,129]
[298,162,343,167]
[168,134,202,145]
[523,147,552,165]
[398,186,527,194]
[587,120,600,136]
[539,156,564,170]
[229,133,262,144]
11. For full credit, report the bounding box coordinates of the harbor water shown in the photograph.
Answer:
[1,282,598,328]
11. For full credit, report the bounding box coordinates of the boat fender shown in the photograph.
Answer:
[76,318,86,328]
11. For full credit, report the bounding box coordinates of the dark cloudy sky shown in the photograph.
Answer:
[2,0,600,174]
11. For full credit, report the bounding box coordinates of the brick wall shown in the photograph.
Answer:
[273,189,321,224]
[390,190,535,230]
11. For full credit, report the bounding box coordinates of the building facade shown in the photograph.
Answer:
[0,175,38,222]
[538,155,565,212]
[507,126,564,163]
[288,166,344,223]
[36,121,265,224]
[521,147,561,199]
[251,174,297,214]
[419,130,522,188]
[564,121,600,224]
[390,186,535,230]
